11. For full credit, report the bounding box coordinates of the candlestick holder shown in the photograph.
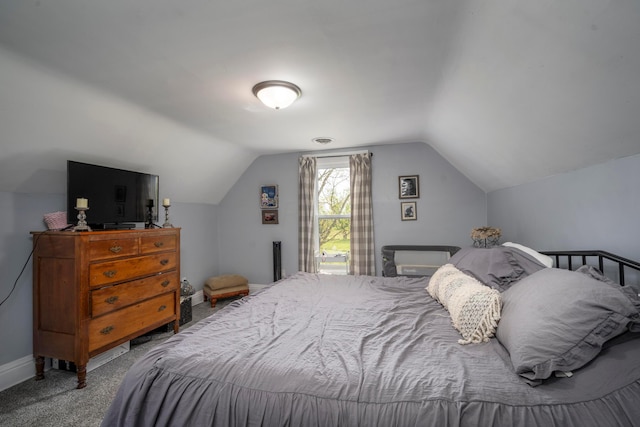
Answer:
[73,207,92,232]
[162,203,173,228]
[145,205,155,229]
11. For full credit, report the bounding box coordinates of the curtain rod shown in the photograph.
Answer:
[300,150,371,159]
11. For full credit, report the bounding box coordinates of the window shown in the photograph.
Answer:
[316,157,350,274]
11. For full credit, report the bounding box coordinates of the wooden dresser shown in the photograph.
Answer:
[31,228,180,389]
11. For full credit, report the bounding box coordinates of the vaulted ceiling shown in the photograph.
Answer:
[1,1,639,204]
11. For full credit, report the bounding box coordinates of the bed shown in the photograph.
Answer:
[102,245,640,427]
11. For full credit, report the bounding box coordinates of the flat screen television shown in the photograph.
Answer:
[67,160,159,229]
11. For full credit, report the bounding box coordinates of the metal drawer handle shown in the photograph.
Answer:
[105,296,119,304]
[161,280,170,287]
[154,241,164,248]
[158,305,167,312]
[103,270,117,278]
[160,259,169,266]
[100,326,114,335]
[110,245,122,254]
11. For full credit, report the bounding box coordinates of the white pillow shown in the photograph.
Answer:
[502,242,554,268]
[427,264,501,344]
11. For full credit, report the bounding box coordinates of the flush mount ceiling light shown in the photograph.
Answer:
[252,80,301,110]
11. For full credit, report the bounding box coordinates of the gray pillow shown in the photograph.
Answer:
[449,246,546,291]
[496,268,640,386]
[575,264,618,286]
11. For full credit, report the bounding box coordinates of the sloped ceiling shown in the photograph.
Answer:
[0,0,639,204]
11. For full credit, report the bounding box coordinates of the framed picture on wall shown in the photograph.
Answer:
[401,202,417,221]
[262,210,279,224]
[260,185,279,208]
[399,175,419,199]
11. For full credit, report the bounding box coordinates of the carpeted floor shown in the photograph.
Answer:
[0,300,233,427]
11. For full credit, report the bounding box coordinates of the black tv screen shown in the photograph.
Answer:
[67,161,159,228]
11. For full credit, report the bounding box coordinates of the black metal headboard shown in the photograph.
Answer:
[541,250,640,287]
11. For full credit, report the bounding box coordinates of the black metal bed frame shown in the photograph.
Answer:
[381,246,640,287]
[541,250,640,286]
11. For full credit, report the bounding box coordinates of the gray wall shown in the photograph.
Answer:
[0,192,64,367]
[171,202,219,285]
[0,191,218,367]
[488,153,640,263]
[4,145,638,375]
[216,152,300,284]
[217,142,487,283]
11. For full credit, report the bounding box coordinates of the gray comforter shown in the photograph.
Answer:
[102,273,640,427]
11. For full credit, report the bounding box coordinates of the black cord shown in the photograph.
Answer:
[0,231,49,308]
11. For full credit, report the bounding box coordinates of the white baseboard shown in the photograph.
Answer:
[0,354,39,392]
[249,283,268,294]
[87,342,129,372]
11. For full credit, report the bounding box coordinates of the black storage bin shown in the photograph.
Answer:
[179,297,192,326]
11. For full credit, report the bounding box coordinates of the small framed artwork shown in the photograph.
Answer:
[399,175,419,199]
[262,210,279,224]
[401,202,417,221]
[260,185,279,208]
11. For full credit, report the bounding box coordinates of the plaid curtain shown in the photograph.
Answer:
[349,153,375,275]
[298,156,317,273]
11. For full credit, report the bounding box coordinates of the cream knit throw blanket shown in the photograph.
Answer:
[428,264,501,344]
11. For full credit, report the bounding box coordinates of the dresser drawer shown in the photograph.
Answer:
[140,233,177,254]
[89,253,177,287]
[91,272,179,317]
[88,238,139,261]
[89,292,176,353]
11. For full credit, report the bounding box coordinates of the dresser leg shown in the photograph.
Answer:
[35,356,45,381]
[76,365,87,389]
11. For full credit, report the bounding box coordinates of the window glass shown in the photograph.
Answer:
[316,158,350,274]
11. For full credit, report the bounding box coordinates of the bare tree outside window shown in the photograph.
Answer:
[317,167,351,273]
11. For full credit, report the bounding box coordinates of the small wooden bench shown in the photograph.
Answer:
[203,274,249,307]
